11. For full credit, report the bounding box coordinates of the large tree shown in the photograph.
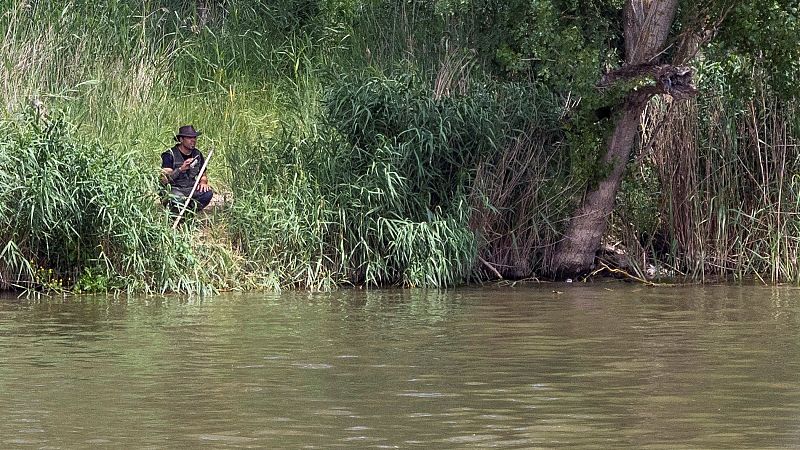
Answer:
[550,0,737,277]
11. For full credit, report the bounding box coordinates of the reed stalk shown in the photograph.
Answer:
[617,70,800,283]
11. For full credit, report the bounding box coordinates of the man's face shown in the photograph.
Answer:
[180,136,197,149]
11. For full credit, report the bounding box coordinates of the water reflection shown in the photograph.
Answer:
[1,285,799,448]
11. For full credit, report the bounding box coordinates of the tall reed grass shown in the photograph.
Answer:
[3,0,796,291]
[0,113,239,294]
[226,69,488,288]
[616,70,800,283]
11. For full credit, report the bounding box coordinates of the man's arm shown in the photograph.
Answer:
[160,152,173,185]
[160,152,195,185]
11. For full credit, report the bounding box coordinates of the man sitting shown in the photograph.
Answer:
[160,125,213,212]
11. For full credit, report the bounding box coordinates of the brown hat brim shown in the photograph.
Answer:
[175,132,201,141]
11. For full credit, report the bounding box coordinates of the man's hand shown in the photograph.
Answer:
[160,168,173,185]
[178,157,195,172]
[198,174,211,193]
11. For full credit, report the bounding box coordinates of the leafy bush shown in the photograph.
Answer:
[0,113,229,293]
[227,70,501,286]
[224,66,571,287]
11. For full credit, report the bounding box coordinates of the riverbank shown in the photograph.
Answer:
[2,2,798,294]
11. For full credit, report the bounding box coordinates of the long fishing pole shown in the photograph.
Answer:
[172,147,214,229]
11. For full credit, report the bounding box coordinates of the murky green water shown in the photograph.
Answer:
[1,285,799,448]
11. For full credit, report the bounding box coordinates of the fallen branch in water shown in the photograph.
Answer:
[584,261,681,286]
[478,256,503,280]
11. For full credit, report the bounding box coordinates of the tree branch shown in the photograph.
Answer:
[599,63,698,107]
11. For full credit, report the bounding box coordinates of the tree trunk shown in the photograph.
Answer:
[550,0,679,278]
[551,106,645,276]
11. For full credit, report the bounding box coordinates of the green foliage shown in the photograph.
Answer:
[0,112,230,294]
[618,165,661,240]
[74,266,113,294]
[459,0,625,186]
[31,262,67,293]
[225,67,563,287]
[325,70,503,209]
[1,0,798,290]
[712,0,800,97]
[470,0,622,87]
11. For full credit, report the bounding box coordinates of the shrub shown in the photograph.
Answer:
[0,112,230,294]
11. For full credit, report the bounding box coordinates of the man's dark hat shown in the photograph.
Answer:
[175,125,202,140]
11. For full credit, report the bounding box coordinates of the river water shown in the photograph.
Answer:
[1,284,799,448]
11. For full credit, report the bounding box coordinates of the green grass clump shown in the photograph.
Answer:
[226,69,504,288]
[221,67,570,289]
[0,113,235,294]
